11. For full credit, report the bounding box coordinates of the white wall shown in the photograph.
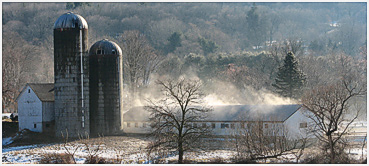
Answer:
[283,108,312,139]
[18,86,43,132]
[122,121,286,136]
[123,121,152,134]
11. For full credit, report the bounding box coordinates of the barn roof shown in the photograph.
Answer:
[124,104,302,122]
[207,104,302,122]
[17,83,55,102]
[124,107,150,122]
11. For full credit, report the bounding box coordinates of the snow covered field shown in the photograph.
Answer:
[2,135,367,164]
[2,135,237,164]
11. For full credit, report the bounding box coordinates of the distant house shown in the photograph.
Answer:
[16,83,55,133]
[123,105,311,139]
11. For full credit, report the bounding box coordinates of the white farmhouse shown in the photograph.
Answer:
[123,104,311,139]
[16,83,55,133]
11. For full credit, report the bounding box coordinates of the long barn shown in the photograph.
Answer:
[123,105,311,139]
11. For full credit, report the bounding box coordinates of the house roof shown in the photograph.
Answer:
[123,104,302,122]
[17,83,54,102]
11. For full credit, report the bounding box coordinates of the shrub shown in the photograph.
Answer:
[85,156,106,164]
[39,153,75,164]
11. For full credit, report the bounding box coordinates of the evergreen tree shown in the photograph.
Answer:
[166,32,182,54]
[198,37,219,56]
[273,52,305,98]
[245,4,268,49]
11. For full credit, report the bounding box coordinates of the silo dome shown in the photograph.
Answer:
[53,12,88,29]
[89,39,122,56]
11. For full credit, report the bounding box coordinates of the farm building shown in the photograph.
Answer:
[123,104,311,139]
[16,12,124,137]
[16,83,55,133]
[15,12,313,139]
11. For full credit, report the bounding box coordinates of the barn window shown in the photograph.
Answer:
[127,123,130,127]
[300,122,307,128]
[34,124,37,128]
[221,123,229,129]
[241,122,245,128]
[264,124,269,129]
[212,123,216,128]
[135,123,138,127]
[28,89,30,93]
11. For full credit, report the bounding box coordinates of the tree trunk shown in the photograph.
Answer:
[178,142,184,164]
[328,135,335,163]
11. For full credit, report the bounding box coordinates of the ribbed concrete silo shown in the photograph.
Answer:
[54,12,89,137]
[89,39,123,136]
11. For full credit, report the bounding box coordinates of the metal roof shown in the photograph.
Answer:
[207,104,302,122]
[89,39,122,56]
[123,104,302,122]
[54,12,88,29]
[27,83,54,102]
[124,106,150,122]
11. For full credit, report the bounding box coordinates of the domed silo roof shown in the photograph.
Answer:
[89,39,122,56]
[54,12,88,29]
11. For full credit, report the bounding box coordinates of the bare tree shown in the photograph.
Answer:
[280,38,304,57]
[145,78,212,163]
[231,120,307,163]
[2,32,34,112]
[119,30,162,104]
[302,77,366,163]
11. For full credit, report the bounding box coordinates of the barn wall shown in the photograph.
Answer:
[283,109,311,139]
[42,101,55,134]
[18,86,43,132]
[42,101,55,122]
[123,121,152,134]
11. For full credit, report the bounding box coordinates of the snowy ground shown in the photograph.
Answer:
[2,135,367,164]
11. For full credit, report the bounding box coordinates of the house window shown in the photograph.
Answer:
[34,124,37,128]
[193,123,197,128]
[202,123,207,128]
[112,49,116,55]
[264,124,268,129]
[127,123,130,127]
[135,123,138,127]
[46,124,50,128]
[221,123,229,129]
[231,123,235,129]
[212,123,216,129]
[300,122,307,128]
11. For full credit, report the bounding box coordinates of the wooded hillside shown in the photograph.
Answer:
[2,2,366,113]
